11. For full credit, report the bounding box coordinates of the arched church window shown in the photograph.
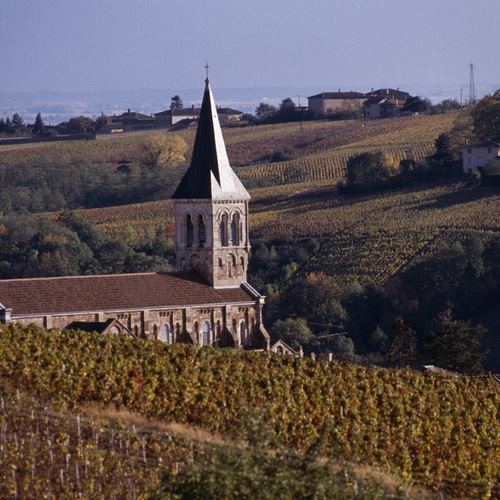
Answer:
[240,257,245,270]
[216,320,221,345]
[194,321,199,343]
[160,323,170,343]
[219,214,227,246]
[198,215,206,248]
[186,215,194,248]
[202,321,210,346]
[231,214,239,245]
[240,320,248,346]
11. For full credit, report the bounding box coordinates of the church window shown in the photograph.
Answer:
[175,323,180,341]
[219,214,227,245]
[194,321,199,343]
[202,321,210,345]
[240,320,249,346]
[240,257,245,270]
[160,323,170,343]
[186,215,194,247]
[198,215,206,247]
[230,214,238,245]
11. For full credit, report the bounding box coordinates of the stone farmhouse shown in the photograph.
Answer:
[307,88,409,118]
[155,106,243,128]
[462,141,500,174]
[307,91,367,115]
[0,79,270,351]
[99,109,156,133]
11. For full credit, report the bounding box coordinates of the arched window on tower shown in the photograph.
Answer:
[231,213,239,245]
[198,215,206,248]
[219,214,227,246]
[186,215,194,248]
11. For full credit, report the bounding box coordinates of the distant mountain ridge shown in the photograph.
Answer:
[1,83,498,125]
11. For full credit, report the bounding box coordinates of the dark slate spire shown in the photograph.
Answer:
[172,79,250,200]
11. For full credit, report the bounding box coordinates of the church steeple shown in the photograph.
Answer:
[172,79,250,201]
[172,79,251,288]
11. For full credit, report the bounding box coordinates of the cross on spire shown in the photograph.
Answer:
[205,58,210,81]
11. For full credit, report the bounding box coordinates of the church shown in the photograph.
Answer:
[0,78,270,351]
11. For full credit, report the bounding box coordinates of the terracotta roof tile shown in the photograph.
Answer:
[0,271,255,316]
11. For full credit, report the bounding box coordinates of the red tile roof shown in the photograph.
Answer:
[0,271,255,316]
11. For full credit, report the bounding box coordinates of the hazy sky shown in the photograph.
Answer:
[1,0,499,94]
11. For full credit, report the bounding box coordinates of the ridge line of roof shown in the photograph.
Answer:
[0,271,194,283]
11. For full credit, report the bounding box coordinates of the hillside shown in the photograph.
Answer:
[5,110,500,370]
[1,323,499,498]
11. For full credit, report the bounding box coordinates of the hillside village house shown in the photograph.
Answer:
[99,109,155,133]
[0,79,270,351]
[155,106,243,128]
[462,141,500,174]
[307,88,409,118]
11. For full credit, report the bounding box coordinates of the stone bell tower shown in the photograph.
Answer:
[172,78,251,288]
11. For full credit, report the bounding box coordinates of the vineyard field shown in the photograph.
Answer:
[0,324,499,497]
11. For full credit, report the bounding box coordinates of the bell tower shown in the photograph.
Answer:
[172,78,251,288]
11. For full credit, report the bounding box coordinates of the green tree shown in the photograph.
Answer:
[427,133,458,172]
[403,96,432,113]
[432,98,461,114]
[386,317,418,368]
[255,102,277,122]
[345,151,400,191]
[278,272,346,326]
[424,307,488,375]
[471,90,500,142]
[58,116,96,134]
[139,134,188,171]
[270,317,317,352]
[11,113,25,135]
[4,117,13,134]
[277,97,297,122]
[170,95,183,109]
[33,112,46,136]
[330,334,360,363]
